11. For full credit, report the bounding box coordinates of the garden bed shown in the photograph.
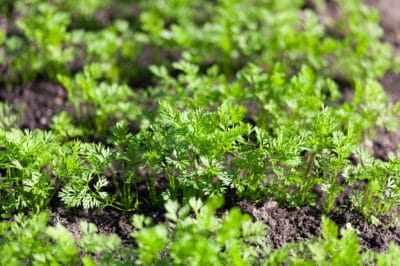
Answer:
[0,0,399,264]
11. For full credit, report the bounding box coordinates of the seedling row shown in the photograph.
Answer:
[0,0,399,264]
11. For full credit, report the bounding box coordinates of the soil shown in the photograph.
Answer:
[0,0,399,256]
[237,198,400,252]
[0,81,68,130]
[48,204,136,246]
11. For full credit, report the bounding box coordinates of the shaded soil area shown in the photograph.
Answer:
[238,199,400,252]
[0,81,67,130]
[0,0,399,255]
[48,205,136,246]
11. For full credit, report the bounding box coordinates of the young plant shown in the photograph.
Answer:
[291,216,362,265]
[342,79,390,145]
[236,108,358,210]
[0,212,123,265]
[50,111,85,141]
[4,1,75,82]
[78,221,122,265]
[374,242,400,266]
[0,212,78,265]
[71,19,141,82]
[58,133,141,212]
[304,108,358,212]
[0,128,61,217]
[57,63,141,139]
[135,101,251,201]
[57,141,112,210]
[345,148,400,225]
[131,197,267,265]
[107,120,141,210]
[0,102,23,130]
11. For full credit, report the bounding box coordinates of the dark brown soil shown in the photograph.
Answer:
[48,205,136,246]
[0,0,399,256]
[237,198,400,252]
[0,81,67,130]
[237,200,321,248]
[330,210,400,252]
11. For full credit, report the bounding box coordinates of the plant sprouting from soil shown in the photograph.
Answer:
[0,128,61,217]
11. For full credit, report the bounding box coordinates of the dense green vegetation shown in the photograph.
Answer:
[0,0,399,264]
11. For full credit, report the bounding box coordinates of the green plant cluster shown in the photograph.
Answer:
[0,0,400,264]
[0,198,399,265]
